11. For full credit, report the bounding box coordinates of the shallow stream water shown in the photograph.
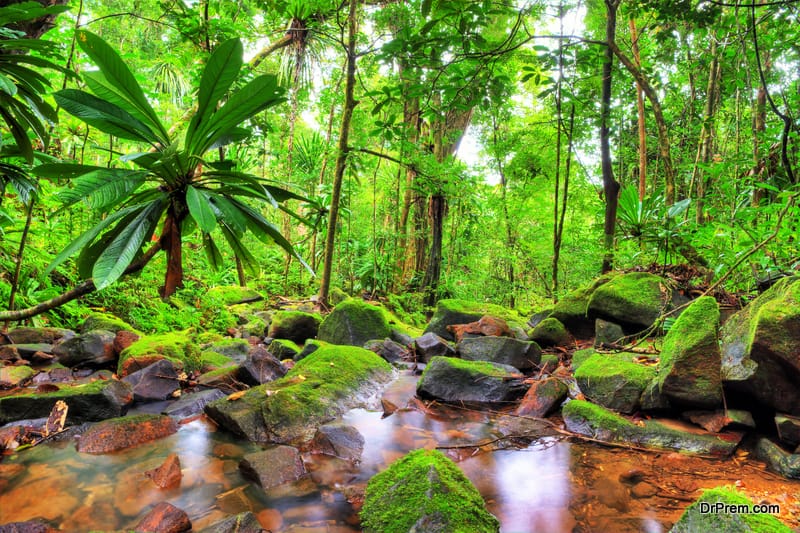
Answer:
[1,373,799,532]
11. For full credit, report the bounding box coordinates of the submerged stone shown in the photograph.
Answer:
[317,298,392,347]
[134,501,191,533]
[77,414,178,453]
[670,486,791,532]
[196,511,264,533]
[239,445,306,489]
[417,356,526,404]
[574,353,656,414]
[360,449,499,533]
[458,336,541,372]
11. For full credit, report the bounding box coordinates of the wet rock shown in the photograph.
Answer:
[310,423,365,461]
[118,331,198,377]
[268,338,301,360]
[587,272,671,332]
[238,347,286,385]
[639,377,672,411]
[670,486,792,532]
[756,438,800,479]
[196,511,264,533]
[364,338,409,364]
[683,410,755,433]
[529,317,572,347]
[0,521,58,533]
[122,358,180,402]
[268,310,322,344]
[563,400,740,456]
[134,502,191,533]
[3,327,73,345]
[425,299,521,341]
[574,353,656,414]
[0,364,36,389]
[417,356,526,404]
[721,276,800,415]
[10,344,54,360]
[53,330,117,368]
[198,367,243,392]
[413,332,455,363]
[0,378,132,425]
[205,338,251,363]
[360,449,499,533]
[515,377,568,417]
[145,453,182,489]
[77,413,178,453]
[448,315,512,342]
[657,296,722,408]
[207,345,392,444]
[549,276,613,338]
[775,414,800,446]
[594,319,625,347]
[317,298,392,347]
[239,445,306,489]
[163,388,226,418]
[458,336,541,372]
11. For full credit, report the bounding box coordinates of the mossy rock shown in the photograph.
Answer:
[574,353,656,413]
[317,298,392,347]
[424,299,525,341]
[0,379,133,425]
[563,400,739,456]
[206,344,392,444]
[755,438,800,479]
[360,449,500,533]
[240,316,267,338]
[80,312,140,335]
[117,330,199,376]
[670,486,792,532]
[528,317,572,347]
[658,296,722,408]
[587,272,670,332]
[550,275,615,338]
[205,286,264,306]
[199,350,237,372]
[721,276,800,415]
[267,310,322,344]
[268,338,301,360]
[417,356,526,404]
[330,287,350,306]
[571,348,635,371]
[204,338,250,361]
[0,364,36,388]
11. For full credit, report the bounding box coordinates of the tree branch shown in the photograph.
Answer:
[248,34,293,69]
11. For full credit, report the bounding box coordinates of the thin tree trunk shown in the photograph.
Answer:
[629,18,647,201]
[7,199,35,316]
[694,38,720,223]
[159,206,184,298]
[318,0,358,308]
[601,0,621,273]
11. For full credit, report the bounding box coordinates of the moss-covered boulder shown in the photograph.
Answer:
[267,310,322,345]
[424,299,525,341]
[268,338,301,360]
[550,275,614,338]
[117,331,199,377]
[756,438,800,479]
[574,353,656,413]
[0,364,35,388]
[0,379,133,425]
[563,400,740,456]
[205,345,393,444]
[721,276,800,415]
[317,298,392,347]
[457,336,541,372]
[658,296,722,408]
[203,338,250,362]
[417,356,526,404]
[360,449,499,533]
[528,317,572,347]
[670,486,792,533]
[515,377,569,417]
[80,312,139,334]
[587,272,670,332]
[205,286,263,306]
[199,350,237,372]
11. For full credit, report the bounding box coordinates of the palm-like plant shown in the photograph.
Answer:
[36,31,310,297]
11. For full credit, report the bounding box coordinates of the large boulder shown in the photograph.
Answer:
[267,310,322,345]
[317,298,392,347]
[721,276,800,414]
[205,345,393,444]
[586,272,671,332]
[658,296,722,408]
[0,379,133,425]
[528,317,572,347]
[563,400,740,456]
[360,449,500,533]
[424,299,524,341]
[117,331,199,377]
[80,312,139,335]
[550,276,614,338]
[205,286,263,306]
[457,336,541,372]
[416,356,526,404]
[574,353,656,413]
[670,486,792,532]
[122,359,180,402]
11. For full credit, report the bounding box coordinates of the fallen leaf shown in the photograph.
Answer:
[227,390,247,401]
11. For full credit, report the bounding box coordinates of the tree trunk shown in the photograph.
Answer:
[318,0,358,308]
[159,206,184,298]
[629,18,647,201]
[695,38,720,223]
[422,194,446,307]
[601,0,621,273]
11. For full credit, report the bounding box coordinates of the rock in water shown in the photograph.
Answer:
[670,486,791,532]
[195,511,264,533]
[145,453,182,489]
[360,449,499,532]
[77,414,178,454]
[134,502,191,533]
[239,445,306,489]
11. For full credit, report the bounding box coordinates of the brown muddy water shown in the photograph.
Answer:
[1,374,799,532]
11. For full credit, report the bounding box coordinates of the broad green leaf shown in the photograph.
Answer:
[0,73,17,96]
[202,232,223,271]
[219,222,259,277]
[57,169,148,211]
[93,199,165,289]
[75,31,168,142]
[206,193,249,234]
[186,185,217,233]
[35,163,108,180]
[55,89,160,145]
[0,102,33,162]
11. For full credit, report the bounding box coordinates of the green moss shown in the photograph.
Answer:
[117,330,200,373]
[360,449,499,533]
[529,317,571,346]
[330,287,350,305]
[205,286,263,306]
[587,272,669,328]
[204,338,250,357]
[269,310,321,333]
[420,356,513,381]
[6,377,110,399]
[575,353,656,384]
[200,350,236,371]
[268,338,301,359]
[574,353,656,412]
[260,344,393,442]
[80,311,140,334]
[672,486,792,533]
[563,399,635,435]
[551,275,615,323]
[0,364,36,385]
[317,298,393,346]
[195,331,224,345]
